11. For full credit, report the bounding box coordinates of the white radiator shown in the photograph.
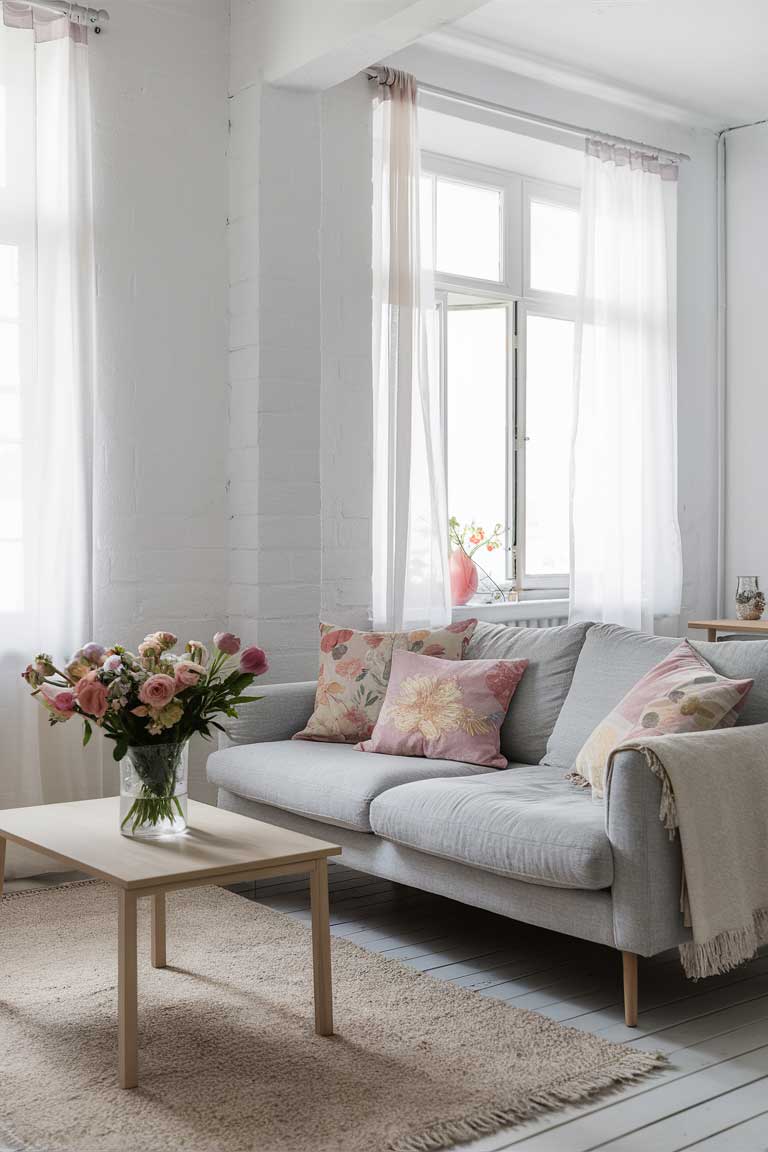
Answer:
[452,600,570,629]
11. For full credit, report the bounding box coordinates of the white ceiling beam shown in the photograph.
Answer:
[261,0,491,91]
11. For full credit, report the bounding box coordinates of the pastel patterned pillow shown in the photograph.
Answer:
[294,619,478,745]
[359,649,528,768]
[573,640,753,799]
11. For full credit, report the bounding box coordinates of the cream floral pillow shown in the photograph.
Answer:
[293,619,478,744]
[571,641,753,799]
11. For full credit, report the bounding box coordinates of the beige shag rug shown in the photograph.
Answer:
[1,880,662,1152]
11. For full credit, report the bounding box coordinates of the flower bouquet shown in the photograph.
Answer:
[22,630,268,838]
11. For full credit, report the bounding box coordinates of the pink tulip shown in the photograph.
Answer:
[213,631,241,655]
[239,645,268,677]
[138,674,176,710]
[174,660,204,689]
[52,690,77,715]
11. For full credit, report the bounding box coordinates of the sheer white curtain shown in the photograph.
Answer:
[570,140,682,635]
[0,4,98,877]
[371,68,451,631]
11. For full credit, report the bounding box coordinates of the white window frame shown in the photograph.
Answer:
[425,152,580,596]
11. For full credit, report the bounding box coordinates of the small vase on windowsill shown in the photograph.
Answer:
[735,577,766,622]
[120,741,189,838]
[449,548,479,606]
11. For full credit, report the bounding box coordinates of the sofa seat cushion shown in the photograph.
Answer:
[368,765,613,889]
[207,741,488,833]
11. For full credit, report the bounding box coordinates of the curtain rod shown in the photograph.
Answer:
[16,0,109,31]
[366,68,690,163]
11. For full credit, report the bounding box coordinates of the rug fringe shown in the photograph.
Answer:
[1,877,99,902]
[388,1051,666,1152]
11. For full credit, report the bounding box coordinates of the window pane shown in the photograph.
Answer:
[525,314,574,577]
[0,321,19,387]
[0,391,20,439]
[447,307,507,585]
[420,173,434,271]
[529,200,579,295]
[0,541,22,611]
[436,179,502,282]
[0,244,19,319]
[0,442,22,538]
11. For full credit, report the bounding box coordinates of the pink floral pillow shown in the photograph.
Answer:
[359,649,528,768]
[294,619,478,745]
[573,640,754,798]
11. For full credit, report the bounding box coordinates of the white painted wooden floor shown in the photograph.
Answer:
[7,863,768,1151]
[235,862,768,1152]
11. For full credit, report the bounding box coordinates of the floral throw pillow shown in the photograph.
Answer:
[572,640,754,799]
[293,619,478,745]
[359,649,528,768]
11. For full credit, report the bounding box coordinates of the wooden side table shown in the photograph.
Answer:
[688,618,768,643]
[0,797,341,1089]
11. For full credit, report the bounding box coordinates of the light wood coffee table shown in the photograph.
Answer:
[0,797,341,1089]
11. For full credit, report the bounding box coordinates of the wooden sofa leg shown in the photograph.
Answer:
[622,951,638,1027]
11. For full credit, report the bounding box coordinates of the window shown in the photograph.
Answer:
[424,152,580,596]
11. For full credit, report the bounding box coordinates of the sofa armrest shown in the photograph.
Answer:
[219,681,317,747]
[605,749,689,956]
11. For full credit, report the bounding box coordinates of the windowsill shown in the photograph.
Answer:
[452,597,569,624]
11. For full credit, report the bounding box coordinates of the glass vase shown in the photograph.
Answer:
[735,577,765,621]
[120,741,189,838]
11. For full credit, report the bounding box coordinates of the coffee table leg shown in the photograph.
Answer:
[0,836,6,898]
[310,858,333,1036]
[151,892,166,968]
[118,889,138,1089]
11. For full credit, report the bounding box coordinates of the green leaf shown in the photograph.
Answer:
[113,739,128,762]
[82,720,92,747]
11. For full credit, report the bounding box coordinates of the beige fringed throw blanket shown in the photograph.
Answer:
[610,724,768,980]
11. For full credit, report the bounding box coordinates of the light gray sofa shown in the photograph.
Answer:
[207,621,768,1025]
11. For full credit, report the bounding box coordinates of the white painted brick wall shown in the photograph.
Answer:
[227,38,376,692]
[90,0,229,799]
[228,60,326,684]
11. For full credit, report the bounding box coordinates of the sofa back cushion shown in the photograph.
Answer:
[465,621,591,764]
[543,623,768,768]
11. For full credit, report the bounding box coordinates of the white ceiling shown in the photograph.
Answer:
[420,107,584,186]
[437,0,768,129]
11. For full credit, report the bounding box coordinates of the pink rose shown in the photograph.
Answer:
[239,645,268,677]
[174,660,204,689]
[213,631,241,655]
[138,674,177,709]
[75,678,109,719]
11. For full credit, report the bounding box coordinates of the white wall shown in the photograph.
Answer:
[320,76,373,629]
[228,82,324,683]
[90,0,229,795]
[724,123,768,601]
